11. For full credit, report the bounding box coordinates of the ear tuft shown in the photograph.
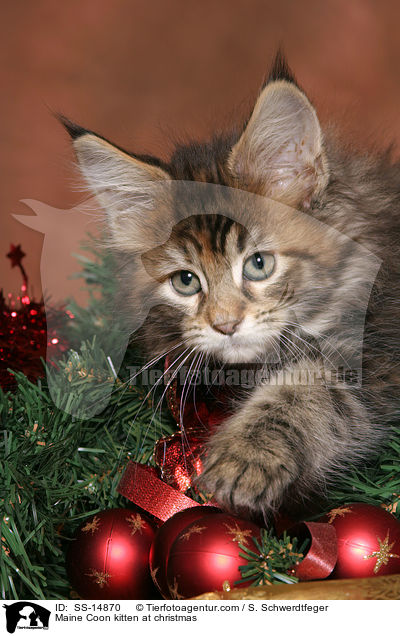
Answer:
[56,114,91,141]
[266,49,297,86]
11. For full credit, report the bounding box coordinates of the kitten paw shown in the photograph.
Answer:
[198,436,296,516]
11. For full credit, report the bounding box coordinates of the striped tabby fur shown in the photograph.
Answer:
[64,53,400,520]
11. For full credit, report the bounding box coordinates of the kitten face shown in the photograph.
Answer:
[144,214,285,363]
[140,191,345,365]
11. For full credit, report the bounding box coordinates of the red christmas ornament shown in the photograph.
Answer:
[149,506,222,598]
[321,503,400,579]
[66,508,158,599]
[166,512,262,598]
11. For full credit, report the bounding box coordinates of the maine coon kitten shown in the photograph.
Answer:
[62,54,400,519]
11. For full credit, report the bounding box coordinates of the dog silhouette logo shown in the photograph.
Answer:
[3,602,50,633]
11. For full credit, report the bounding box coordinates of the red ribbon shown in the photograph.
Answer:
[117,461,201,523]
[290,521,338,580]
[117,360,229,520]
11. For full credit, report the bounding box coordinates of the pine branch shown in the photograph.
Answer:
[1,357,176,599]
[323,424,400,519]
[236,529,308,587]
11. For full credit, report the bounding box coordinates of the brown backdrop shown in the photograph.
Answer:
[1,0,400,301]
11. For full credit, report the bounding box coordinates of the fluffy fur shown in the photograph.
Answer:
[64,53,400,520]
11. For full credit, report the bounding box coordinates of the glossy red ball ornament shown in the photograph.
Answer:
[66,508,157,599]
[322,503,400,579]
[149,506,222,598]
[166,512,262,598]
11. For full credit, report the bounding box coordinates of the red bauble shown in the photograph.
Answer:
[149,506,222,598]
[67,508,157,599]
[166,512,262,598]
[322,503,400,579]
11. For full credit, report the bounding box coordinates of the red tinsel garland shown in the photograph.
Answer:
[0,244,69,390]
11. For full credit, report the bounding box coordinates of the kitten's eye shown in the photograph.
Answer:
[243,252,275,281]
[171,270,202,296]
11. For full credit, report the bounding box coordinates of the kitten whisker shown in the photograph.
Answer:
[283,319,350,368]
[282,327,336,370]
[177,350,204,478]
[144,345,197,446]
[124,341,183,387]
[179,350,201,427]
[116,343,193,467]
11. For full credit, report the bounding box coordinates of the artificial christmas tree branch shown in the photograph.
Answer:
[1,354,176,599]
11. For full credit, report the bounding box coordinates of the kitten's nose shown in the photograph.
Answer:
[212,320,242,336]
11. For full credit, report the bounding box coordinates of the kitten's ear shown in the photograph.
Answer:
[60,118,170,249]
[228,75,328,208]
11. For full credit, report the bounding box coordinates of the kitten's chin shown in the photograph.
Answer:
[196,329,282,364]
[214,343,278,365]
[217,352,261,364]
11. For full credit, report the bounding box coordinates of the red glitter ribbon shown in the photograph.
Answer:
[117,461,201,523]
[290,520,338,580]
[154,429,205,492]
[154,360,230,492]
[117,359,229,520]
